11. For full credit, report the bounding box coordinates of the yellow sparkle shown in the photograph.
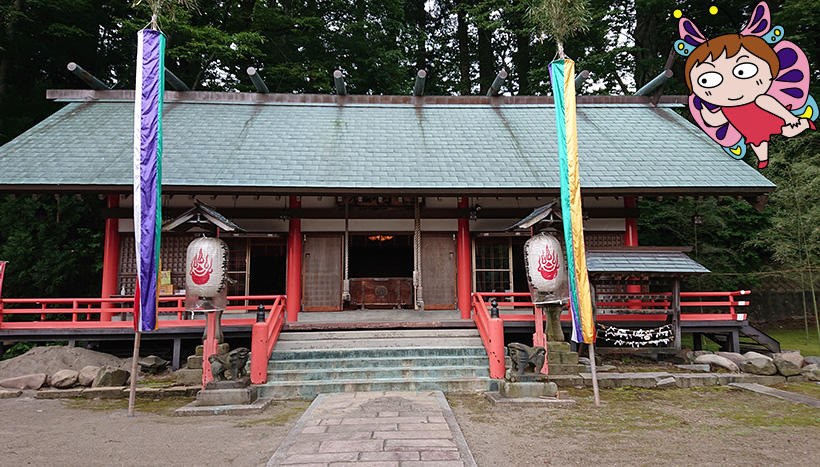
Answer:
[774,29,781,36]
[673,9,683,19]
[709,6,718,15]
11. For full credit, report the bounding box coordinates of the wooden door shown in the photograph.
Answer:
[421,233,457,309]
[302,234,343,311]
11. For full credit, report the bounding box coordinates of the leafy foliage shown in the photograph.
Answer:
[0,195,105,298]
[526,0,591,51]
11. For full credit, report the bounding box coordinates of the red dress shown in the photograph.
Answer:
[721,102,785,146]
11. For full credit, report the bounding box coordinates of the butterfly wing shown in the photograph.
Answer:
[768,41,811,111]
[689,95,747,159]
[741,2,772,37]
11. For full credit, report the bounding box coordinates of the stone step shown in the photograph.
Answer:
[266,365,490,382]
[272,337,484,351]
[277,328,480,341]
[270,346,487,361]
[257,377,492,399]
[268,355,488,371]
[545,364,586,375]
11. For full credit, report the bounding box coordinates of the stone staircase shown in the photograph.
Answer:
[256,328,492,399]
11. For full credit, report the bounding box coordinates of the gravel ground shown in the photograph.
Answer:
[2,385,818,466]
[449,386,820,466]
[0,395,308,466]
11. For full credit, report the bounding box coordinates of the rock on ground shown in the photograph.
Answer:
[49,370,79,389]
[694,354,739,372]
[716,352,746,368]
[741,357,777,376]
[743,351,772,361]
[92,367,129,387]
[801,364,820,381]
[78,366,100,387]
[138,355,169,374]
[0,346,125,381]
[773,352,804,377]
[804,356,820,366]
[0,373,47,390]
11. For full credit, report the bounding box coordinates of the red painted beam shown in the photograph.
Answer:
[457,197,472,319]
[100,195,120,321]
[286,196,302,322]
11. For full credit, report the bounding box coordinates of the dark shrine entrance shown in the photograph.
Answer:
[249,240,287,295]
[348,233,414,310]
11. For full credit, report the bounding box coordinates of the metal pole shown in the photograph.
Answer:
[574,70,590,91]
[247,67,270,93]
[486,70,508,96]
[165,69,190,91]
[635,70,673,96]
[66,62,110,90]
[333,70,346,95]
[127,331,141,416]
[413,69,427,96]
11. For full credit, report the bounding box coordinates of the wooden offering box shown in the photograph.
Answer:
[349,277,413,309]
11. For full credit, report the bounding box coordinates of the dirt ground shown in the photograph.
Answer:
[2,385,819,466]
[449,385,820,466]
[0,395,308,466]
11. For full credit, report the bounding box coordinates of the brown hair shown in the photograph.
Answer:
[684,34,779,91]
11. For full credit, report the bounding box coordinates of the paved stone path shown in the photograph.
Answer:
[267,391,476,466]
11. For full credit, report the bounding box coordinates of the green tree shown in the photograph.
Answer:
[0,194,105,297]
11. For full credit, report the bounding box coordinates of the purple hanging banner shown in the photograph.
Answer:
[132,29,165,332]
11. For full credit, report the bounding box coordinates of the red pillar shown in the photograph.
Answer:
[286,196,302,322]
[457,197,472,319]
[100,195,120,321]
[624,196,638,247]
[624,196,641,306]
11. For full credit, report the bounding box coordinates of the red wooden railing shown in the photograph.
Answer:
[471,290,751,375]
[471,293,506,379]
[249,295,287,384]
[474,290,750,323]
[0,295,284,330]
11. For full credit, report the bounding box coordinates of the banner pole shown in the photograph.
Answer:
[127,331,141,416]
[589,341,601,407]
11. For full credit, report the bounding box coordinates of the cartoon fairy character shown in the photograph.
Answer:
[674,1,817,169]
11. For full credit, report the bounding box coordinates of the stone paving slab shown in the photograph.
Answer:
[268,391,476,467]
[174,397,273,416]
[484,391,577,407]
[729,383,820,408]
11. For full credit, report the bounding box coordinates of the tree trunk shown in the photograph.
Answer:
[514,30,531,95]
[0,0,23,108]
[411,0,426,72]
[478,27,493,95]
[456,3,470,95]
[633,2,664,88]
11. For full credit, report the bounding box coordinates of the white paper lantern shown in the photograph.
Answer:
[185,237,228,298]
[524,232,566,296]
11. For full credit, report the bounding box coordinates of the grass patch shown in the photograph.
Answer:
[679,334,721,352]
[233,402,309,428]
[761,328,820,356]
[62,397,193,416]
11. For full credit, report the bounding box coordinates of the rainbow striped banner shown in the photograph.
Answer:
[549,58,595,344]
[132,29,165,332]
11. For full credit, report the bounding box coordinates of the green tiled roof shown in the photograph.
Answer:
[587,249,710,275]
[0,99,774,193]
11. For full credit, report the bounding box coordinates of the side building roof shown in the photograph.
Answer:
[0,91,774,195]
